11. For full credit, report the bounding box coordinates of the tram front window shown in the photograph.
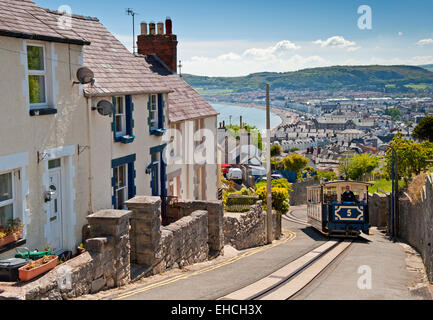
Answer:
[342,185,358,203]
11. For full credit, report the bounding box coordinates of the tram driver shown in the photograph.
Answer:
[342,185,358,203]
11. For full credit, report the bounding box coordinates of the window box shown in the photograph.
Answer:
[0,230,22,248]
[119,135,136,144]
[18,255,58,282]
[150,128,167,136]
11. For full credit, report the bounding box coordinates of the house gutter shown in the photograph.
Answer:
[0,30,91,46]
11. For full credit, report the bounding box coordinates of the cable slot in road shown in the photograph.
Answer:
[219,240,353,300]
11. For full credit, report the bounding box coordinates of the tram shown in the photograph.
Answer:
[306,181,370,238]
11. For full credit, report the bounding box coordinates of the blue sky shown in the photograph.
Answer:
[35,0,433,76]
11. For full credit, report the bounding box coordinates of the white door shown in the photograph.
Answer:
[48,162,63,250]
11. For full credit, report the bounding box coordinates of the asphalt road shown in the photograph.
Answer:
[109,206,430,300]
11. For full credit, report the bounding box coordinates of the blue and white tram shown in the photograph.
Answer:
[307,181,370,238]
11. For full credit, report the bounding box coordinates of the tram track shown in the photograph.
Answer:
[219,240,353,300]
[282,210,309,226]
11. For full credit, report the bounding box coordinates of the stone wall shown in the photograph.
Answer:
[397,174,433,283]
[0,210,132,300]
[290,178,316,206]
[368,193,390,228]
[165,199,225,254]
[157,211,209,271]
[126,197,218,276]
[223,201,281,250]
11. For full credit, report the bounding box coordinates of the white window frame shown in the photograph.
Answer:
[150,94,158,128]
[27,43,48,109]
[114,96,127,137]
[0,171,16,226]
[115,164,128,209]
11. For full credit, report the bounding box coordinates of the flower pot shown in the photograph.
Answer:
[0,231,22,247]
[18,255,58,282]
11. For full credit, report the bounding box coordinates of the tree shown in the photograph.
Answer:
[347,153,379,180]
[271,144,282,157]
[385,108,401,121]
[339,153,353,180]
[256,186,290,214]
[282,154,309,177]
[413,116,433,142]
[385,133,433,181]
[315,170,338,182]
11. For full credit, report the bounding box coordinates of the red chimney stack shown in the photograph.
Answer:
[137,17,178,73]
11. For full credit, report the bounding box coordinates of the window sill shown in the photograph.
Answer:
[115,135,136,144]
[0,238,26,255]
[150,128,167,136]
[29,107,57,116]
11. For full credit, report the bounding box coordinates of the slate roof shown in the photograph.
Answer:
[141,54,218,123]
[2,1,217,121]
[0,0,89,45]
[42,10,171,97]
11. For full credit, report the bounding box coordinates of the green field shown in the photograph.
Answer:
[404,83,430,90]
[368,179,406,194]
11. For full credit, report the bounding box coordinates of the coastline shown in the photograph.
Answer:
[210,101,298,131]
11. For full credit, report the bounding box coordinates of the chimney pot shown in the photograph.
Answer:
[140,22,148,35]
[165,17,173,35]
[157,22,164,35]
[149,22,156,35]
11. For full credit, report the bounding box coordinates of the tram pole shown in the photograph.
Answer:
[266,84,273,244]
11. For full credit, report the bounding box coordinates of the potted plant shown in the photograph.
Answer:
[77,243,86,255]
[0,218,23,247]
[18,255,58,282]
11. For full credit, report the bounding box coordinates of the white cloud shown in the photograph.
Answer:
[217,52,242,61]
[313,36,357,49]
[417,39,433,47]
[398,32,403,36]
[243,40,301,60]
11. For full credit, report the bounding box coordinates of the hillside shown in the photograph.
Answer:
[420,64,433,72]
[183,65,433,94]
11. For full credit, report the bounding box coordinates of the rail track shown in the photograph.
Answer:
[219,240,353,300]
[282,209,309,226]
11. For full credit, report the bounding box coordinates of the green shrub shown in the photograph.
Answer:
[256,186,290,214]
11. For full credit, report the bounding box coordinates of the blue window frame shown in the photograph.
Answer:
[149,144,167,197]
[148,93,166,136]
[112,95,135,144]
[111,154,136,209]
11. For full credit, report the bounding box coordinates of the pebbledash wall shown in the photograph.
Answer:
[368,174,433,283]
[224,201,282,250]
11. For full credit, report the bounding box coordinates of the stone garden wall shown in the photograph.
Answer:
[126,197,222,276]
[368,192,390,228]
[0,210,132,300]
[223,201,281,250]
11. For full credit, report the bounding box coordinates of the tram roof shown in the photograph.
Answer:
[307,180,371,189]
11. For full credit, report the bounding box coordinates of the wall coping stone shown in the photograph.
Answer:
[126,196,161,208]
[87,210,132,222]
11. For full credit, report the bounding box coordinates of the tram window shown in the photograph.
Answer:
[324,187,337,203]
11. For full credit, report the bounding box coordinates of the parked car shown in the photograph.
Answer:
[221,164,232,176]
[226,168,243,184]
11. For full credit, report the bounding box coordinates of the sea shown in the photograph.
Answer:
[211,103,282,131]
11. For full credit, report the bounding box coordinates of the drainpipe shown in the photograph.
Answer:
[87,96,94,213]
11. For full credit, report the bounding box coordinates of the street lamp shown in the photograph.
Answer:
[388,145,399,242]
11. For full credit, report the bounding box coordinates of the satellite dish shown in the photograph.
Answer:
[75,67,95,85]
[93,100,114,116]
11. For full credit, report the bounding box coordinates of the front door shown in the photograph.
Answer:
[48,160,63,251]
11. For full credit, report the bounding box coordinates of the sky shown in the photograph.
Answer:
[34,0,433,76]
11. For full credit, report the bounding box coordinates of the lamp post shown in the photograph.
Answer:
[389,146,399,241]
[266,84,273,244]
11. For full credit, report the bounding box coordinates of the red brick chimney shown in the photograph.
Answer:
[137,17,178,73]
